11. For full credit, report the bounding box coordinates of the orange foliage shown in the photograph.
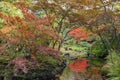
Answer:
[0,5,59,43]
[0,5,60,57]
[69,27,96,42]
[0,27,13,34]
[69,27,90,41]
[69,58,89,71]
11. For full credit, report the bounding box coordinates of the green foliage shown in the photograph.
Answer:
[0,0,16,3]
[64,41,90,51]
[0,1,24,18]
[89,58,104,67]
[113,3,120,14]
[37,54,58,66]
[68,45,86,51]
[90,41,107,57]
[106,51,120,80]
[11,49,28,58]
[0,56,10,64]
[3,68,13,80]
[0,18,4,29]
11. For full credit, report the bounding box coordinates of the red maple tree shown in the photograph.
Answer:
[69,28,89,42]
[0,4,60,76]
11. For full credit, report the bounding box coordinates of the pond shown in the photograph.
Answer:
[60,60,104,80]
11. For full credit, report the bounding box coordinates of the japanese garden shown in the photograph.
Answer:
[0,0,120,80]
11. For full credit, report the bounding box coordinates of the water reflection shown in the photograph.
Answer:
[60,67,75,80]
[60,66,103,80]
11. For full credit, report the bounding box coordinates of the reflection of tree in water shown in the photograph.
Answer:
[69,58,89,71]
[60,67,103,80]
[60,58,103,80]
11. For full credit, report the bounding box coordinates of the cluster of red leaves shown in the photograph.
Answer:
[7,56,41,76]
[69,58,89,71]
[19,6,59,41]
[69,28,89,42]
[11,56,29,76]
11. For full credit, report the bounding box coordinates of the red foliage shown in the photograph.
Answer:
[19,6,53,26]
[7,56,29,76]
[69,58,89,71]
[0,6,59,45]
[0,6,61,75]
[7,56,41,76]
[69,28,89,41]
[19,6,38,20]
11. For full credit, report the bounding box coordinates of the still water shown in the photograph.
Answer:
[60,66,104,80]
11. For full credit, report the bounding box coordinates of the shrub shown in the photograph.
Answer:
[106,51,120,80]
[90,40,108,58]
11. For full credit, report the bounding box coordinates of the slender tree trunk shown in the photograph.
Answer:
[52,40,57,49]
[58,41,63,51]
[57,30,70,51]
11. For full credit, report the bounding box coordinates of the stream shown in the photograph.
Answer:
[58,51,105,80]
[60,66,104,80]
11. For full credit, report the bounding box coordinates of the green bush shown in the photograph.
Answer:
[106,51,120,80]
[64,41,90,51]
[90,41,108,58]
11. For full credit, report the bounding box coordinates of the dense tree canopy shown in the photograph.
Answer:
[0,0,120,80]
